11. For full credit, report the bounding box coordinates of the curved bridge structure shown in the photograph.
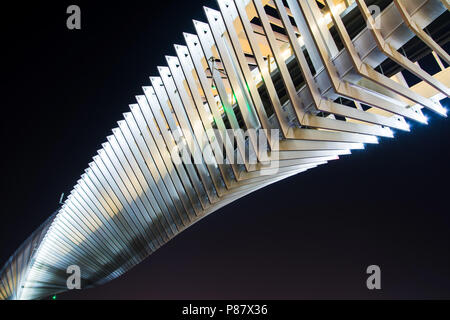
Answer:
[1,0,449,300]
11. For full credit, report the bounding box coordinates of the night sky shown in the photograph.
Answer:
[2,1,449,300]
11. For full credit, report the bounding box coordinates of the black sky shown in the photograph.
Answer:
[1,0,450,299]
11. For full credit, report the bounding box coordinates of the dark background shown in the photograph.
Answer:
[1,1,449,299]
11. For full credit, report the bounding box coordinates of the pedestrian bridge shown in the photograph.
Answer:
[1,0,449,300]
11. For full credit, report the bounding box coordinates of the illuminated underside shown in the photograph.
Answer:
[1,0,449,300]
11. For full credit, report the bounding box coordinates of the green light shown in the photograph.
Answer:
[52,295,57,300]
